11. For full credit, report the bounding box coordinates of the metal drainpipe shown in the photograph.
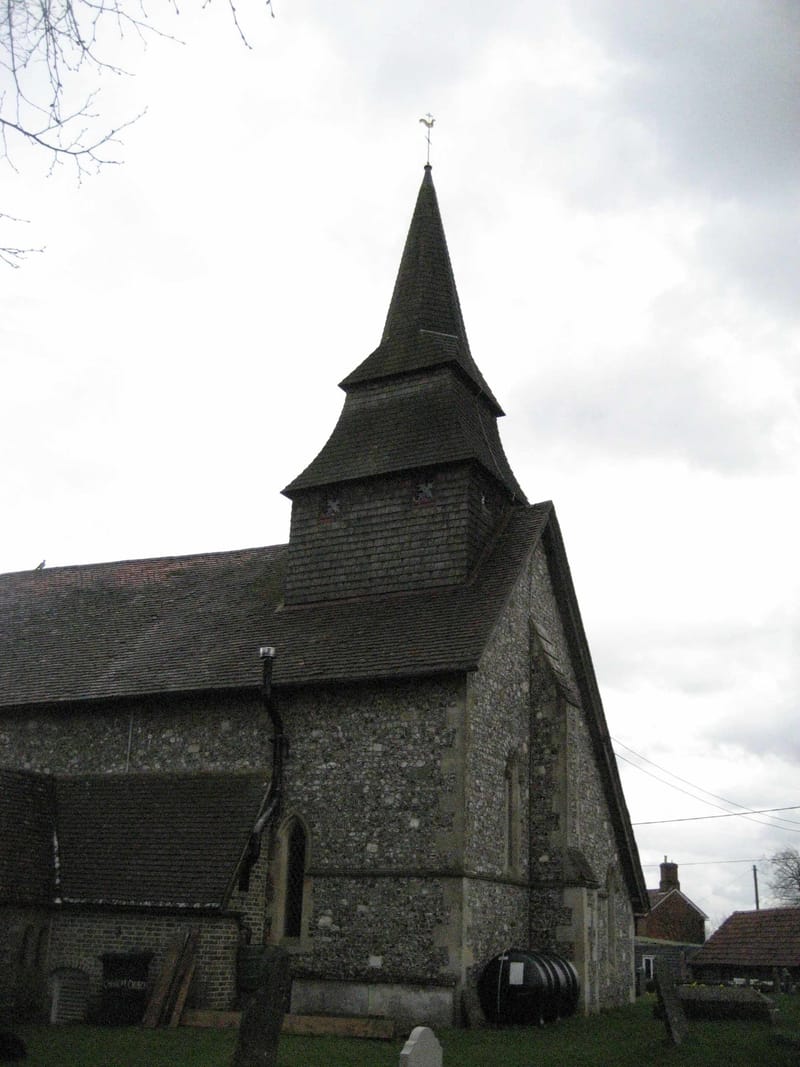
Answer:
[255,646,284,838]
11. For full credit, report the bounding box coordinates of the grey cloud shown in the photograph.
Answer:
[696,198,800,318]
[718,713,800,764]
[508,339,793,473]
[590,613,798,724]
[593,621,770,697]
[577,0,800,202]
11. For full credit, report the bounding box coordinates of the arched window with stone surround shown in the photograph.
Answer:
[273,814,311,944]
[504,752,522,874]
[284,819,307,938]
[606,866,619,958]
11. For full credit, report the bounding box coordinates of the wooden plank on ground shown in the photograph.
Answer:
[167,928,200,1027]
[283,1014,397,1040]
[181,1009,242,1029]
[142,932,189,1028]
[180,1010,396,1040]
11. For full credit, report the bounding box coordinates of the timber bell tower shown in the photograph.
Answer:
[282,166,526,606]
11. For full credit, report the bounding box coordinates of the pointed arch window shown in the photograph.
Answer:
[284,820,307,939]
[504,753,522,874]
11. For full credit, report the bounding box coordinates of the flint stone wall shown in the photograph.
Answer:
[0,692,270,775]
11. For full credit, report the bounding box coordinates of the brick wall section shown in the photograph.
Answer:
[0,907,50,1017]
[47,911,241,1013]
[0,692,273,1012]
[637,894,705,944]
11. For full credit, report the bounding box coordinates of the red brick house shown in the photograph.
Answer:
[637,860,707,944]
[635,860,706,985]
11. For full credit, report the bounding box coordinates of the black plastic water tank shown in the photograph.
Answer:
[477,948,580,1026]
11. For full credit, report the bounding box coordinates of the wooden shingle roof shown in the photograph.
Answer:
[285,167,524,503]
[691,908,800,969]
[284,371,525,502]
[340,165,502,414]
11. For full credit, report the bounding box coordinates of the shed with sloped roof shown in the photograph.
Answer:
[690,908,800,985]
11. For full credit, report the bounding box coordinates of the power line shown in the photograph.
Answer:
[633,805,800,826]
[613,738,800,827]
[641,859,758,867]
[612,739,800,833]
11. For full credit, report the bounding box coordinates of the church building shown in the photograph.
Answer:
[0,166,648,1027]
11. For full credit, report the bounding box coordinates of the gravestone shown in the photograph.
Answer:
[231,947,291,1067]
[654,965,688,1047]
[399,1026,442,1067]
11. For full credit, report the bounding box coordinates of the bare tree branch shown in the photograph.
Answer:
[0,212,43,267]
[1,0,273,262]
[768,847,800,906]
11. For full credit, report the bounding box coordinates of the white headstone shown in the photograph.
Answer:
[399,1026,443,1067]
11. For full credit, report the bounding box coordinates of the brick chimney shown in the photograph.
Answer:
[659,857,680,892]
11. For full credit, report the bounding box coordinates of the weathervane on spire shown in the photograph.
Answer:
[419,113,435,165]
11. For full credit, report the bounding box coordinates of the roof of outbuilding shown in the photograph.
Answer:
[0,504,551,706]
[0,769,55,905]
[691,908,800,969]
[53,771,266,908]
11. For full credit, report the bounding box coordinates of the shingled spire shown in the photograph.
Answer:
[340,165,502,415]
[283,167,526,605]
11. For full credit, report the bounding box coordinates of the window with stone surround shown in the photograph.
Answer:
[606,867,619,958]
[272,814,312,948]
[504,752,522,874]
[285,821,306,937]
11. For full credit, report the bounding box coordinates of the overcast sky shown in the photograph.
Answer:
[2,0,798,930]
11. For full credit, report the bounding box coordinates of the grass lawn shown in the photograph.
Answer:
[15,993,800,1066]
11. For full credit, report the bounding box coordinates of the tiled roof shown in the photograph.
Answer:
[53,771,266,908]
[0,769,55,905]
[0,505,551,705]
[691,908,800,969]
[0,546,286,707]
